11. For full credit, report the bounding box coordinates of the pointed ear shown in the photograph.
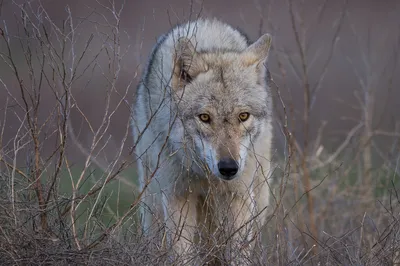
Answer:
[175,37,197,68]
[172,37,207,89]
[241,33,272,67]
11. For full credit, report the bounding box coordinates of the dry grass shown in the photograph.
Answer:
[0,0,400,265]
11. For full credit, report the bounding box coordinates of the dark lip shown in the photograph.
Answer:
[218,174,238,181]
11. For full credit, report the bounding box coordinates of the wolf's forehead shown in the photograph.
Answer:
[202,52,245,70]
[201,65,250,91]
[188,79,268,116]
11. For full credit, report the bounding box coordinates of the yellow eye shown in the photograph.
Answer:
[238,112,250,122]
[199,114,211,123]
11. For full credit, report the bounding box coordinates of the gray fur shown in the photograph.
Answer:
[132,18,273,263]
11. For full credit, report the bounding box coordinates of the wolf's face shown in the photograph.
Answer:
[170,34,272,181]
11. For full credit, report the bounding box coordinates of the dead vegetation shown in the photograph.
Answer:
[0,0,399,265]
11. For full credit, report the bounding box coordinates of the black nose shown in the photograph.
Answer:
[218,158,239,179]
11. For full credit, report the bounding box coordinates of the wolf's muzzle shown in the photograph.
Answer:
[218,158,239,180]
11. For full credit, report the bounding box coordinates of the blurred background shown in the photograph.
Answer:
[1,0,400,263]
[1,0,399,161]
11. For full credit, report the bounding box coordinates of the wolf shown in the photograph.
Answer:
[132,18,273,263]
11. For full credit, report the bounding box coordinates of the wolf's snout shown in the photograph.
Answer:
[218,158,239,179]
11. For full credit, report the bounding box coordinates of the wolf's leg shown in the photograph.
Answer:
[136,155,153,233]
[141,190,164,235]
[136,155,147,232]
[253,171,271,227]
[226,194,256,265]
[165,193,198,261]
[137,154,164,234]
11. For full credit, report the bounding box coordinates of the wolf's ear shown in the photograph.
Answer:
[241,33,272,68]
[175,37,197,69]
[172,37,207,89]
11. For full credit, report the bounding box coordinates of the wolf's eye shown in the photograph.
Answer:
[180,69,192,83]
[238,112,250,122]
[199,114,211,123]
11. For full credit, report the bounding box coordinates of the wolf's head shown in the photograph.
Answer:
[170,34,272,181]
